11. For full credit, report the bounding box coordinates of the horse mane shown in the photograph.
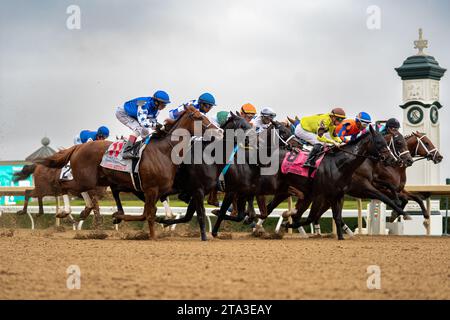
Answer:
[341,130,371,146]
[163,105,199,132]
[404,131,425,140]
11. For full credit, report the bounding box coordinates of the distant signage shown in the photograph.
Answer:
[0,165,33,205]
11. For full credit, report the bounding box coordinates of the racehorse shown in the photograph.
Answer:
[37,106,219,239]
[157,118,302,240]
[276,131,414,234]
[155,112,253,240]
[376,131,443,221]
[212,125,396,240]
[12,163,105,224]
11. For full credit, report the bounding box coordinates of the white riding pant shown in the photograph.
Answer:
[116,105,154,138]
[294,125,322,145]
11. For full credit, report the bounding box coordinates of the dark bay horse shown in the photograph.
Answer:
[38,106,219,239]
[156,112,253,240]
[213,125,396,239]
[374,131,443,221]
[12,163,105,224]
[157,118,302,240]
[277,131,413,234]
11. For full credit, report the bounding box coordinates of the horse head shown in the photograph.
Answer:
[368,125,397,166]
[385,132,414,167]
[407,132,443,164]
[270,120,302,149]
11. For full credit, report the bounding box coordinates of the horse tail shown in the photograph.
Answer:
[12,164,37,182]
[36,145,79,168]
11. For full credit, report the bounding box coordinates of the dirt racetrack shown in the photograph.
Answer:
[0,228,449,300]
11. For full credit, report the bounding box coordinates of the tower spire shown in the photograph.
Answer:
[414,28,428,56]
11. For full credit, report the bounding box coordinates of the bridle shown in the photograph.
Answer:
[387,134,411,165]
[274,129,298,147]
[410,134,439,162]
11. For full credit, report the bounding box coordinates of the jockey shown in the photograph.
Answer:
[295,107,346,169]
[212,103,257,128]
[74,126,110,145]
[239,103,257,124]
[251,107,276,133]
[335,112,372,143]
[380,118,401,136]
[116,90,171,159]
[169,92,216,121]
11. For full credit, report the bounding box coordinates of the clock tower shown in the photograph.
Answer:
[395,29,446,184]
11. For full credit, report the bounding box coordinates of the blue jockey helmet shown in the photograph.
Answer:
[356,112,372,124]
[153,90,171,104]
[97,126,110,138]
[198,93,216,106]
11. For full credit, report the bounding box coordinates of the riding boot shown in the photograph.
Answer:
[122,136,139,159]
[302,144,323,169]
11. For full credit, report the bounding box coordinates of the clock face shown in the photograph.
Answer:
[407,106,424,125]
[430,105,439,124]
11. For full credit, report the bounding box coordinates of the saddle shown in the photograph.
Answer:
[100,140,146,191]
[281,148,325,178]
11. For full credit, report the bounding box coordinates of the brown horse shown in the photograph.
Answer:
[38,106,219,239]
[12,163,105,224]
[374,131,443,221]
[281,131,442,234]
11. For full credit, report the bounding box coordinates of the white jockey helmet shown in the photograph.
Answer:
[260,107,276,118]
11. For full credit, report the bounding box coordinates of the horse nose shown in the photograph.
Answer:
[407,158,414,167]
[435,154,443,163]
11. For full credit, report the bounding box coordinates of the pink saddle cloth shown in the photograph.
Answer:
[281,149,325,178]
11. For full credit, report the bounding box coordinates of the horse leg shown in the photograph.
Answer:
[207,187,220,207]
[374,180,402,207]
[360,184,410,222]
[243,195,257,224]
[144,190,158,240]
[111,186,125,224]
[37,196,44,217]
[56,194,72,218]
[17,190,31,215]
[193,190,208,241]
[79,191,94,220]
[89,193,102,227]
[401,190,428,219]
[285,199,325,230]
[211,192,235,237]
[160,195,175,219]
[157,197,196,225]
[255,192,289,231]
[289,197,313,235]
[331,197,345,240]
[222,196,248,222]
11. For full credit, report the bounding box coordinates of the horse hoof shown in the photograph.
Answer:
[201,234,208,241]
[16,210,26,216]
[404,214,413,220]
[56,212,70,218]
[155,216,166,224]
[211,232,218,238]
[211,209,220,216]
[281,210,291,219]
[112,218,122,225]
[338,237,345,241]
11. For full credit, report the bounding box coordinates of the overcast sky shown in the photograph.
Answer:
[0,0,449,181]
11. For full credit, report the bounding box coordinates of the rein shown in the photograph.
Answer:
[411,134,439,162]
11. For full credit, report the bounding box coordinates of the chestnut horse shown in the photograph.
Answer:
[37,106,219,239]
[12,163,105,224]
